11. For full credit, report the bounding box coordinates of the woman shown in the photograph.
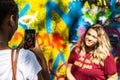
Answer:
[0,0,49,80]
[67,24,118,80]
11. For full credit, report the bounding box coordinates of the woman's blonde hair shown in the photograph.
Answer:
[80,24,111,66]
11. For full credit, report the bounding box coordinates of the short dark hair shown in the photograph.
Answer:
[0,0,18,26]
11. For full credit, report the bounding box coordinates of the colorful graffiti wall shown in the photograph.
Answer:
[9,0,120,80]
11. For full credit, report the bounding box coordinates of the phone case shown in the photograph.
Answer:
[24,29,36,49]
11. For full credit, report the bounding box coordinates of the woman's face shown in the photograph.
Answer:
[85,28,98,48]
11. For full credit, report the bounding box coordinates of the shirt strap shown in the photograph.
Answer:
[11,49,20,80]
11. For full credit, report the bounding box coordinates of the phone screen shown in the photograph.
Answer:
[24,29,36,49]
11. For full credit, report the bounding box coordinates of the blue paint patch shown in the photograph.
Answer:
[46,1,83,34]
[18,22,28,30]
[19,3,30,17]
[50,51,66,80]
[12,45,18,49]
[119,76,120,80]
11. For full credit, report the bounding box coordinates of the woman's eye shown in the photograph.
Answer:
[87,33,90,36]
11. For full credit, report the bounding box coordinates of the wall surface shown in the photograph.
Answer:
[8,0,120,80]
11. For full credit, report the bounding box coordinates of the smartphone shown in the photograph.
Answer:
[24,29,36,49]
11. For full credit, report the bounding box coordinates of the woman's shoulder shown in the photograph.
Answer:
[19,48,36,59]
[72,45,80,54]
[104,52,115,62]
[20,48,33,53]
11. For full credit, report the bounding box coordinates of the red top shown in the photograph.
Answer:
[68,46,117,80]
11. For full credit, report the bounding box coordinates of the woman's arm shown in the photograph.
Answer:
[37,71,44,80]
[107,72,118,80]
[66,64,76,80]
[30,40,50,80]
[36,51,50,80]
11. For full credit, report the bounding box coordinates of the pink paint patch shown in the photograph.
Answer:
[79,27,85,36]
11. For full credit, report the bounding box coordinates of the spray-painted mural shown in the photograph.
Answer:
[8,0,120,80]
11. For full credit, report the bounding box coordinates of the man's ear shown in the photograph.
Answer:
[9,15,15,27]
